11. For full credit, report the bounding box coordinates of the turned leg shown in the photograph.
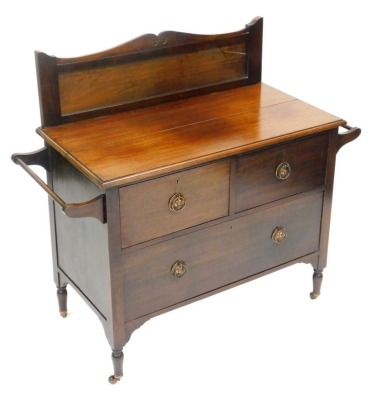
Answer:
[310,269,323,300]
[105,318,149,384]
[57,286,68,317]
[108,349,124,384]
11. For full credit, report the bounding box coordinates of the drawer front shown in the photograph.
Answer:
[120,160,230,248]
[123,191,323,321]
[235,133,328,212]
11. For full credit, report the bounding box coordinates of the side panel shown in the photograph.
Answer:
[317,128,339,270]
[50,148,111,320]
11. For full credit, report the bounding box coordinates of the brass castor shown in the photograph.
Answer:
[60,311,68,318]
[310,292,320,300]
[108,375,122,384]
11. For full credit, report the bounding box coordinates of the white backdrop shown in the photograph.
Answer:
[1,1,375,399]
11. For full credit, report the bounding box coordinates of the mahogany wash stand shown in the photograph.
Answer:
[12,17,360,383]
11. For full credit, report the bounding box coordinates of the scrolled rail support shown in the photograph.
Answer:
[336,125,361,152]
[11,147,107,223]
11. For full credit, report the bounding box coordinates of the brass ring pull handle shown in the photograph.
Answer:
[171,260,188,278]
[271,227,287,244]
[169,193,186,212]
[276,162,291,180]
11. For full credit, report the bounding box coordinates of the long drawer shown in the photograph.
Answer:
[120,160,230,248]
[123,191,323,321]
[235,133,328,212]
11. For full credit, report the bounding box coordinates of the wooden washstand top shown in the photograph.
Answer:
[38,83,344,188]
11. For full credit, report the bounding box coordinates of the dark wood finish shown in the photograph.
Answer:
[57,286,68,317]
[109,350,124,384]
[124,253,320,330]
[51,151,110,320]
[59,41,247,116]
[246,16,263,83]
[11,18,360,384]
[35,52,61,127]
[63,195,106,223]
[46,146,68,306]
[310,269,324,299]
[309,126,360,300]
[35,17,263,126]
[123,192,323,321]
[104,186,127,351]
[120,160,230,247]
[336,125,361,151]
[12,148,106,223]
[37,83,344,188]
[11,146,50,170]
[235,133,328,212]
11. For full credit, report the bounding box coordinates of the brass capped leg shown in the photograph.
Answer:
[310,292,320,300]
[109,349,124,384]
[57,286,68,317]
[108,375,122,384]
[310,269,323,300]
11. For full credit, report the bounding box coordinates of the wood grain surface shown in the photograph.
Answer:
[123,191,323,321]
[120,160,230,247]
[35,18,262,125]
[235,133,328,211]
[37,83,345,188]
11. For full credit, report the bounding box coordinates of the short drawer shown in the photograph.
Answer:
[235,133,328,212]
[120,160,230,248]
[123,191,323,321]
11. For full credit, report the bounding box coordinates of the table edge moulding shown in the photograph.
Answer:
[11,16,361,384]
